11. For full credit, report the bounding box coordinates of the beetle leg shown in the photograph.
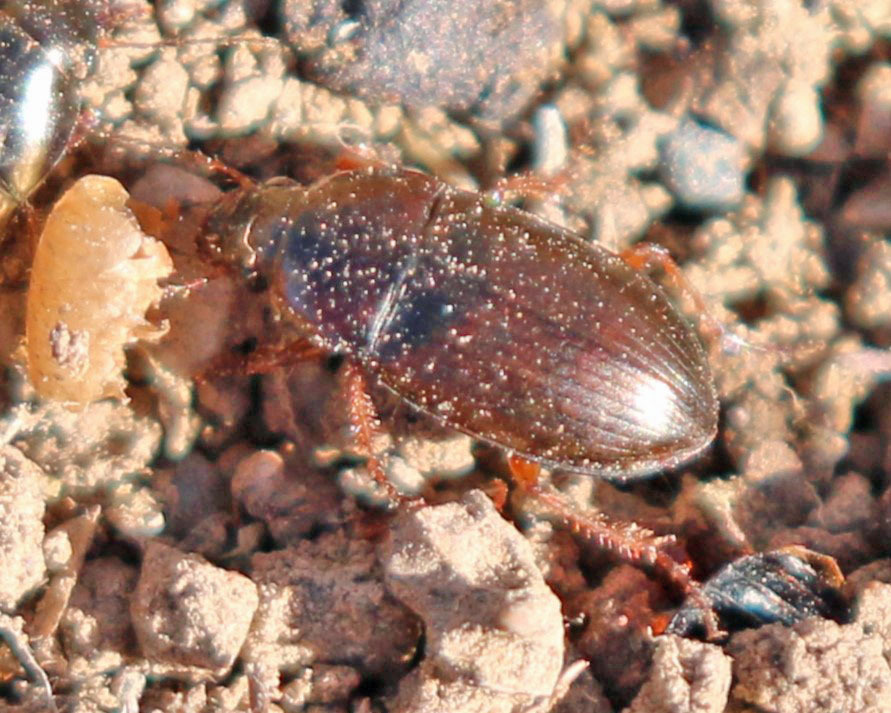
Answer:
[195,338,325,384]
[485,172,569,207]
[153,144,260,189]
[507,453,542,489]
[245,339,327,375]
[142,149,254,190]
[482,478,510,513]
[510,466,725,640]
[620,243,726,348]
[342,360,409,507]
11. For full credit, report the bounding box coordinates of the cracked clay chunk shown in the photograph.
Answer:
[382,490,565,713]
[0,446,46,612]
[728,582,891,713]
[623,635,731,713]
[130,541,258,673]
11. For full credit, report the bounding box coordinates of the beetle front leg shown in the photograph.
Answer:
[244,339,327,375]
[342,361,416,508]
[197,337,326,383]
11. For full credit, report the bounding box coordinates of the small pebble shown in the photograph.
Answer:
[218,76,284,134]
[533,104,569,176]
[106,484,166,538]
[846,240,891,328]
[659,118,745,212]
[42,530,73,573]
[855,62,891,157]
[769,78,823,156]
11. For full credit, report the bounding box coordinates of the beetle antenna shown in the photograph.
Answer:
[161,275,210,300]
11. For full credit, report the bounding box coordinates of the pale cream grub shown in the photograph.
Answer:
[26,175,173,404]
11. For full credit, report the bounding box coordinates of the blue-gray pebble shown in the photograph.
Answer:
[660,119,745,212]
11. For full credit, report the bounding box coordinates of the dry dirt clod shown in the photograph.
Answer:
[130,540,258,675]
[0,446,46,612]
[382,490,567,713]
[230,449,345,547]
[244,527,419,704]
[60,556,140,666]
[622,635,731,713]
[727,582,891,713]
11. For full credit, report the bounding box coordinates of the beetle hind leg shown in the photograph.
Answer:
[537,485,723,639]
[508,457,724,640]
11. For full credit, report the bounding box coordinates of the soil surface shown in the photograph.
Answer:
[2,1,891,712]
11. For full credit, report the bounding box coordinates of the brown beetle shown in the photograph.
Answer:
[202,164,719,484]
